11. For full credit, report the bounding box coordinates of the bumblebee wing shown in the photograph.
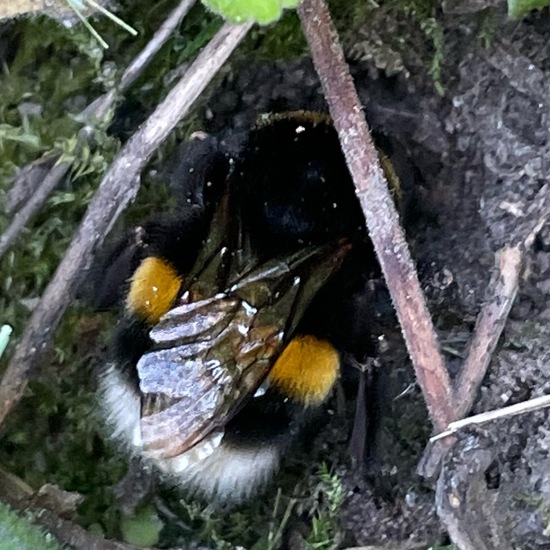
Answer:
[137,241,350,460]
[138,295,283,459]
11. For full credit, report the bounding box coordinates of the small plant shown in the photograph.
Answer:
[305,464,345,550]
[397,0,445,94]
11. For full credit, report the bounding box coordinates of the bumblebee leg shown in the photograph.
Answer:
[347,358,376,470]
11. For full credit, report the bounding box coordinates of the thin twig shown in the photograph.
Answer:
[4,153,58,215]
[297,0,454,433]
[0,466,152,550]
[0,0,196,260]
[431,393,550,441]
[83,0,197,121]
[420,245,521,475]
[417,246,523,477]
[0,160,72,260]
[0,20,252,429]
[420,184,550,476]
[29,509,153,550]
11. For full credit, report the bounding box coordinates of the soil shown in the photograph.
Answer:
[184,4,550,548]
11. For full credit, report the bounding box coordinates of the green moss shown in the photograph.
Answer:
[246,10,306,60]
[0,501,62,550]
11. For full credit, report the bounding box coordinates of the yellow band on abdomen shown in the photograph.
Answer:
[125,256,183,324]
[268,335,340,405]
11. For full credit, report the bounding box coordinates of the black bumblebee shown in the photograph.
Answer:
[94,111,407,503]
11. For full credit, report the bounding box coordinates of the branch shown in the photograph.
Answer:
[297,0,454,433]
[0,465,150,550]
[455,245,522,418]
[83,0,197,121]
[0,20,252,429]
[0,0,196,261]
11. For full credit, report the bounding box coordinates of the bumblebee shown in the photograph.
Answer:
[95,111,405,503]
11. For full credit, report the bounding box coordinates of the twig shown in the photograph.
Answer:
[0,0,196,260]
[83,0,197,121]
[0,466,151,550]
[432,393,550,441]
[454,245,522,420]
[454,184,550,419]
[27,509,152,550]
[3,153,58,215]
[522,183,550,249]
[417,246,522,477]
[0,161,72,260]
[0,20,252,429]
[297,0,454,433]
[420,184,550,477]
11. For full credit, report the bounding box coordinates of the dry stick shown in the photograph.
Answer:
[30,510,153,550]
[453,182,550,421]
[297,0,454,433]
[454,245,522,418]
[0,466,151,550]
[32,507,153,550]
[0,20,252,429]
[418,246,523,477]
[432,393,550,440]
[0,162,71,259]
[0,0,196,261]
[83,0,197,120]
[421,184,550,475]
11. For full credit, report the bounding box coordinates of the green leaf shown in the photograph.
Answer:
[201,0,300,24]
[508,0,550,18]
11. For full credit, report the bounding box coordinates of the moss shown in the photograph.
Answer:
[392,0,445,92]
[0,501,62,550]
[245,10,306,60]
[0,1,214,541]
